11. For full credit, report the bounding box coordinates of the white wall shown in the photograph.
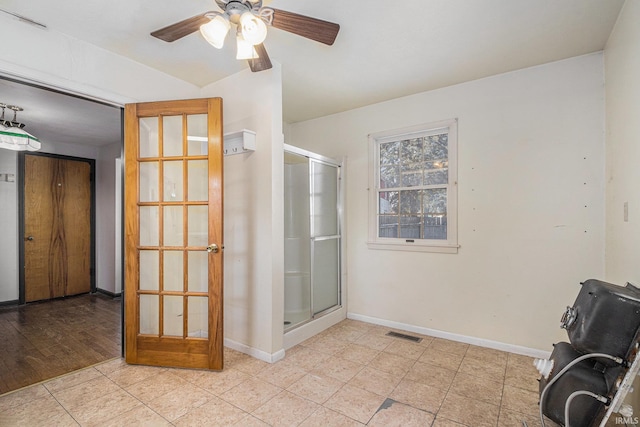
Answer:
[604,0,640,286]
[0,150,19,302]
[289,53,606,353]
[200,66,285,360]
[96,141,122,295]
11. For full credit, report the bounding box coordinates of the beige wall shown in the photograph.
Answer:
[605,0,640,286]
[604,0,640,412]
[289,53,607,354]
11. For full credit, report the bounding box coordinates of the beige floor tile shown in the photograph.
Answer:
[449,372,504,405]
[465,345,509,364]
[257,361,307,388]
[389,379,447,413]
[192,368,251,396]
[327,325,369,343]
[505,357,540,393]
[52,375,121,410]
[354,332,394,351]
[368,351,416,376]
[173,396,247,427]
[405,361,456,390]
[220,377,282,412]
[383,340,427,360]
[432,417,468,427]
[305,335,351,355]
[146,383,213,422]
[429,338,470,356]
[282,346,332,371]
[501,384,540,418]
[105,363,164,388]
[348,366,402,396]
[418,347,465,371]
[300,406,364,426]
[0,395,78,427]
[498,408,548,427]
[368,399,435,427]
[125,370,190,403]
[0,384,51,412]
[65,388,143,427]
[227,354,270,376]
[234,414,271,426]
[43,367,104,393]
[93,358,128,376]
[100,405,172,427]
[458,355,506,381]
[336,343,379,364]
[312,356,364,382]
[508,352,538,368]
[287,372,344,404]
[324,384,387,424]
[437,392,500,427]
[252,390,319,426]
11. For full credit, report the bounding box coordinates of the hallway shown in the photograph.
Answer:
[0,293,121,394]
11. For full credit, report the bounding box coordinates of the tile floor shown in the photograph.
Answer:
[0,319,557,426]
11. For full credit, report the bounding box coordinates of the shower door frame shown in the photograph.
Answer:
[284,144,344,330]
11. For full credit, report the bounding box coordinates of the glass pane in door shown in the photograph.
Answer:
[311,161,339,237]
[187,114,208,156]
[163,116,183,157]
[312,238,340,315]
[188,297,208,338]
[163,296,183,337]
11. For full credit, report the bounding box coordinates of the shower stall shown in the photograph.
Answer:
[284,145,342,331]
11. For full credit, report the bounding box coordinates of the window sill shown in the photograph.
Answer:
[367,241,459,254]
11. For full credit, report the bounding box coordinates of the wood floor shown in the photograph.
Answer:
[0,293,121,395]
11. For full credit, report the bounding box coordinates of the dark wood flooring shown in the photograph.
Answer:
[0,293,121,395]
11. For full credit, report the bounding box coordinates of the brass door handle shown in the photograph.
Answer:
[207,243,219,253]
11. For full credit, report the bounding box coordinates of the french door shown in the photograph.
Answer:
[124,98,224,370]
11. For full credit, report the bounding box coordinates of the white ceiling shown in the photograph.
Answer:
[0,0,625,147]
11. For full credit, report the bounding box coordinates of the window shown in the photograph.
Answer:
[368,119,458,253]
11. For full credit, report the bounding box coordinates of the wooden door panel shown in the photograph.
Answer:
[124,98,224,370]
[62,160,91,296]
[25,155,58,302]
[24,155,92,302]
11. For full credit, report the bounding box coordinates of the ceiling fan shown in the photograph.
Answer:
[150,0,340,73]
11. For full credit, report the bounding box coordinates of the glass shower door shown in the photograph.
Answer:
[310,160,340,315]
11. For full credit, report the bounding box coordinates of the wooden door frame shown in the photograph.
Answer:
[18,152,97,305]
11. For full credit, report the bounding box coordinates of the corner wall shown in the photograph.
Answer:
[289,53,606,353]
[604,0,640,286]
[200,66,285,361]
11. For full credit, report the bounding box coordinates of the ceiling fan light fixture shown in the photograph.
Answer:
[239,11,267,45]
[236,33,258,60]
[200,14,230,49]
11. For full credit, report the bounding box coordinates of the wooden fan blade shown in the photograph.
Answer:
[270,8,340,46]
[248,44,273,72]
[151,13,211,42]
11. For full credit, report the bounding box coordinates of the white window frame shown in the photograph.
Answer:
[367,119,458,253]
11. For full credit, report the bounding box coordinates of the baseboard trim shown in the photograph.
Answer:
[95,288,122,299]
[347,312,551,359]
[0,299,19,307]
[224,338,285,364]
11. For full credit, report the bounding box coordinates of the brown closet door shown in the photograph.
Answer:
[24,155,92,302]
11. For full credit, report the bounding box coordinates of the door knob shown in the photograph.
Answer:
[26,236,34,241]
[207,243,219,253]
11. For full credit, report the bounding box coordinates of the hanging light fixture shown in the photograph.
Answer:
[200,13,230,49]
[197,1,273,58]
[0,103,41,152]
[239,11,267,46]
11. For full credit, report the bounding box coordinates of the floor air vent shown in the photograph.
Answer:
[386,331,422,343]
